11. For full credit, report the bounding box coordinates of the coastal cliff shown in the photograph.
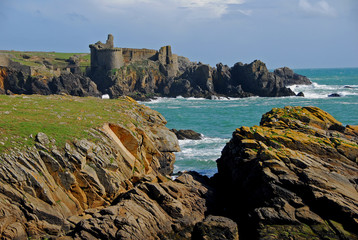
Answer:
[216,106,358,239]
[1,94,357,239]
[0,95,210,239]
[0,36,311,100]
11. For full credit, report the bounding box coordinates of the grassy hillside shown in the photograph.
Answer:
[0,94,145,152]
[0,50,90,72]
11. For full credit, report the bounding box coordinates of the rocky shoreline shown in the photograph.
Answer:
[0,95,357,239]
[0,47,311,100]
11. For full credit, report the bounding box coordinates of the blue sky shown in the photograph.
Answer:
[1,0,357,69]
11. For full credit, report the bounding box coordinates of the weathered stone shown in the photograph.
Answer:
[36,132,50,145]
[216,106,358,239]
[0,99,181,239]
[193,215,239,240]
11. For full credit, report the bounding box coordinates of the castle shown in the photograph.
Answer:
[89,34,178,76]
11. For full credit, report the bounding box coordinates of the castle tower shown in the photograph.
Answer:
[89,34,123,71]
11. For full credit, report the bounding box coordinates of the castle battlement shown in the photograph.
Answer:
[90,34,178,74]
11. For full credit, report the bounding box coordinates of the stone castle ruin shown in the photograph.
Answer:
[89,34,179,76]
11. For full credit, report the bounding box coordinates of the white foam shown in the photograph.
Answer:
[101,94,110,99]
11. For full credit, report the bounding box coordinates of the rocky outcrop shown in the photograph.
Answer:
[229,60,296,97]
[165,60,306,99]
[0,66,100,97]
[274,67,311,86]
[68,172,214,239]
[171,129,203,140]
[216,106,358,239]
[0,97,183,239]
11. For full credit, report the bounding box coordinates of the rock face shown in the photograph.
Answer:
[69,172,214,239]
[0,98,185,239]
[274,67,311,86]
[216,106,358,239]
[0,66,101,97]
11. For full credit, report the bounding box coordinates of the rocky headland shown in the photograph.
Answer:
[216,106,358,239]
[0,94,357,239]
[0,35,311,100]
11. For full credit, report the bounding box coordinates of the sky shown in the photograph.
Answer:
[0,0,357,69]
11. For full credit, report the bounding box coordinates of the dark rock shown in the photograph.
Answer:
[193,215,239,240]
[296,91,305,97]
[171,129,203,140]
[274,67,311,86]
[49,72,101,97]
[230,60,296,97]
[328,93,341,97]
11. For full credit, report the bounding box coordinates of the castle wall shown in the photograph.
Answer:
[89,35,178,74]
[122,48,158,64]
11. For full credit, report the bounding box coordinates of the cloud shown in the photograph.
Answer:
[67,12,89,22]
[298,0,336,16]
[93,0,246,19]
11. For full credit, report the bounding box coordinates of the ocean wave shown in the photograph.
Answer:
[178,136,228,146]
[289,81,358,99]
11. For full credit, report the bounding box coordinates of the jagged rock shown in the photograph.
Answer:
[49,72,101,97]
[216,106,358,239]
[171,129,203,140]
[274,67,311,85]
[230,60,296,97]
[70,172,214,239]
[192,215,239,240]
[0,99,181,239]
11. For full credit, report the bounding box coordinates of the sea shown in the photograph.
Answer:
[142,68,358,176]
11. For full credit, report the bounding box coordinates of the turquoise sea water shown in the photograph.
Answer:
[143,68,358,176]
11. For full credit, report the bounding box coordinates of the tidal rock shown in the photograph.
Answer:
[328,93,341,97]
[296,91,305,97]
[216,106,358,239]
[171,129,203,140]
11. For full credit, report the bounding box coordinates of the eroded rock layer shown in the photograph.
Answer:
[0,98,184,239]
[216,106,358,239]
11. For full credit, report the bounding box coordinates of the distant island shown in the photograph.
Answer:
[0,34,311,100]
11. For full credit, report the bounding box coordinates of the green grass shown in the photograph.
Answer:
[0,50,90,73]
[0,94,144,152]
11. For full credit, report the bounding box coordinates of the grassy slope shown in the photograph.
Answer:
[0,94,142,152]
[0,50,90,69]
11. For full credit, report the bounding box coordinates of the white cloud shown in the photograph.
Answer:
[298,0,336,16]
[92,0,246,19]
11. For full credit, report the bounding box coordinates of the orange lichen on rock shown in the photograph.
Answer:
[0,67,8,91]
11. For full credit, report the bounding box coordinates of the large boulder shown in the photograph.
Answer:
[171,129,203,140]
[216,106,358,239]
